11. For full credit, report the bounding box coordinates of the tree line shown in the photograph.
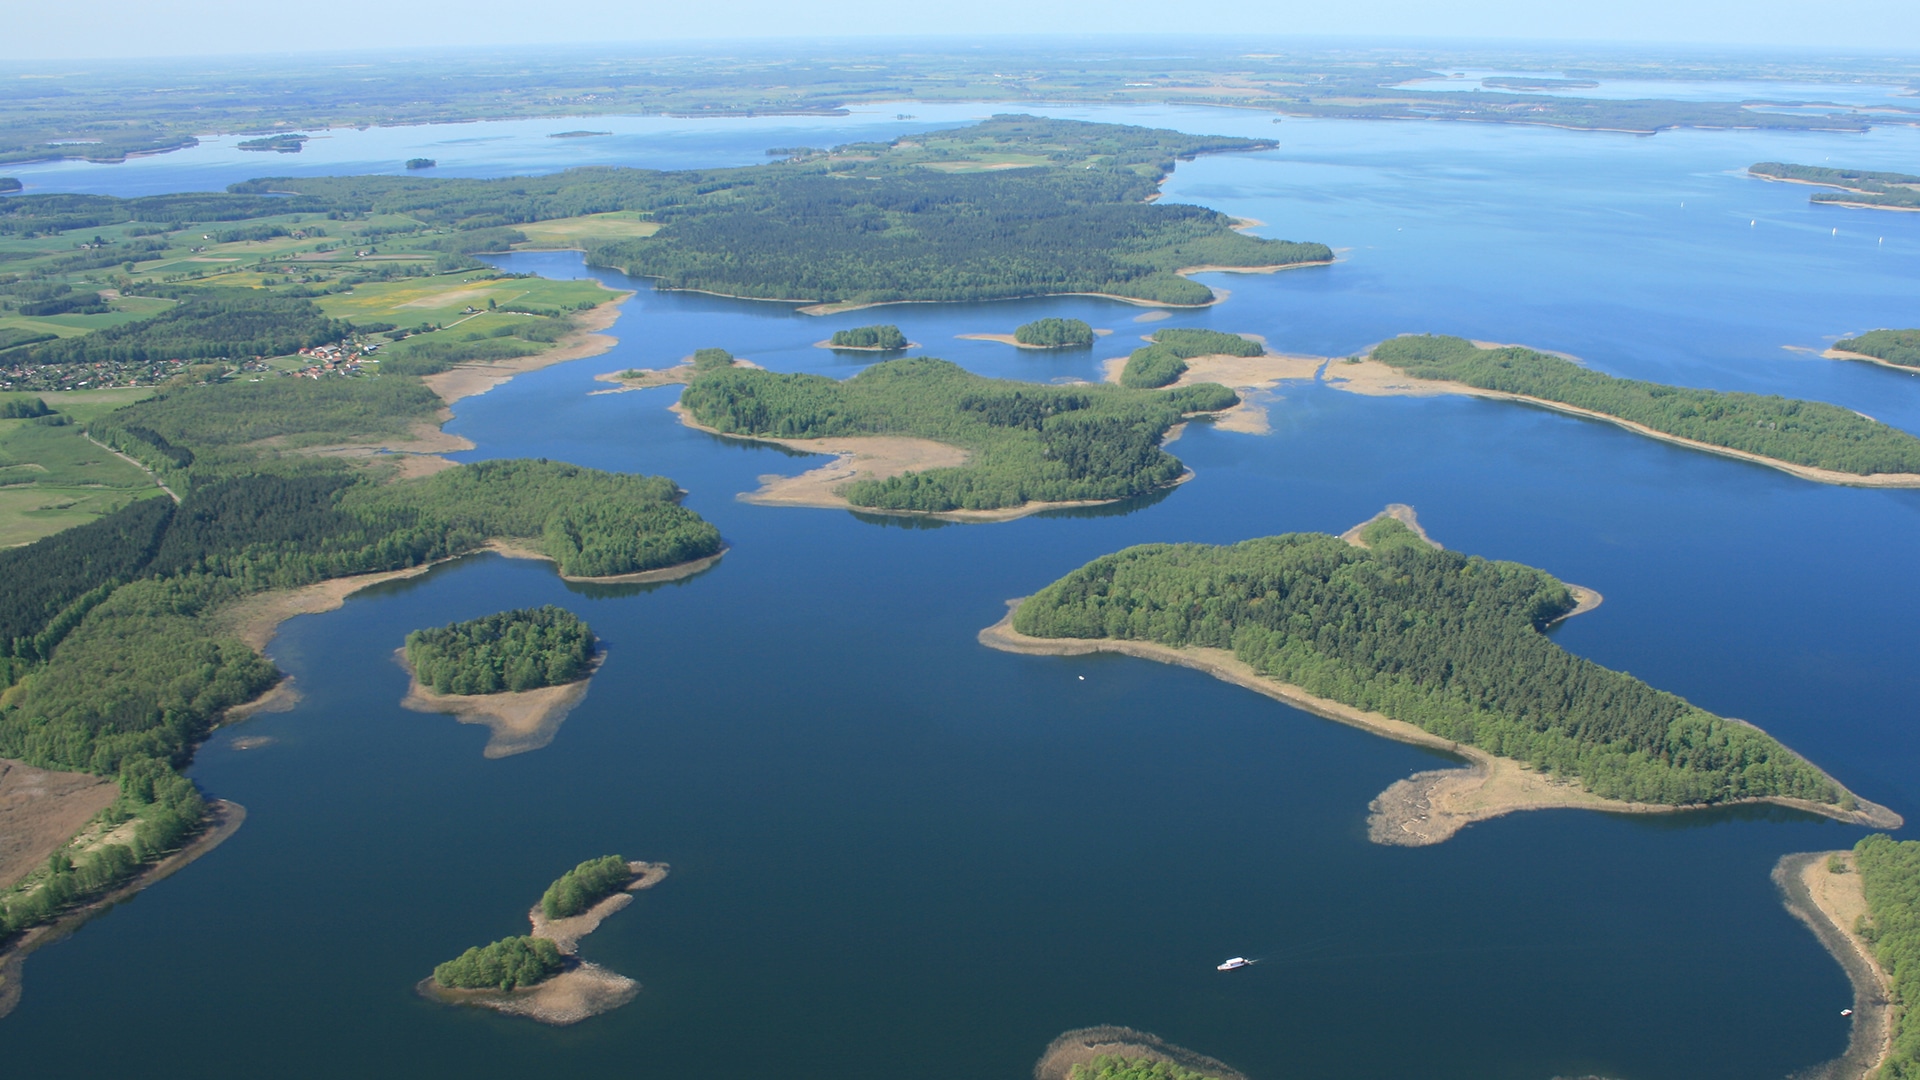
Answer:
[406,606,595,696]
[1120,328,1263,388]
[1854,834,1920,1079]
[1013,517,1845,807]
[829,325,908,349]
[1371,335,1920,476]
[680,355,1236,512]
[541,855,633,919]
[1015,318,1094,347]
[1835,329,1920,369]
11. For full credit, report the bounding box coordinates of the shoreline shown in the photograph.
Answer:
[956,331,1112,349]
[1824,346,1920,374]
[1034,1026,1248,1080]
[812,339,920,352]
[1774,850,1893,1080]
[482,539,728,585]
[670,402,1177,523]
[1323,355,1920,489]
[397,646,604,758]
[0,800,246,1021]
[419,860,667,1026]
[979,598,1898,845]
[418,292,632,407]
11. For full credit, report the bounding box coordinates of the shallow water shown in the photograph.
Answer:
[6,104,1920,1079]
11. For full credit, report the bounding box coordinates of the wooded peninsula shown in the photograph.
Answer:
[1004,516,1877,814]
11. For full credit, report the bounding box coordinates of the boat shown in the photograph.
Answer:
[1216,957,1254,971]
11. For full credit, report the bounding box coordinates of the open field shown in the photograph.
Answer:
[514,213,660,248]
[315,273,616,327]
[0,404,168,544]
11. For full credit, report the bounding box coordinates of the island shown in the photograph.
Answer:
[236,134,308,153]
[1035,1027,1247,1080]
[421,855,669,1025]
[1017,318,1096,348]
[400,606,601,757]
[1828,329,1920,371]
[676,353,1237,519]
[1116,328,1265,389]
[1750,162,1920,211]
[824,324,910,351]
[982,507,1898,845]
[0,178,20,194]
[404,158,436,170]
[549,130,612,139]
[1331,335,1920,486]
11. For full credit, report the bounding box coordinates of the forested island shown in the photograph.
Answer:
[989,514,1891,840]
[1358,335,1920,481]
[425,855,667,1024]
[827,324,909,350]
[678,354,1236,514]
[236,134,307,153]
[1750,162,1920,210]
[1831,330,1920,370]
[1035,1027,1247,1080]
[1120,328,1264,389]
[1853,835,1920,1077]
[1016,318,1095,348]
[405,606,594,696]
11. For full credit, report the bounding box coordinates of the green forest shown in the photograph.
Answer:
[21,289,353,365]
[1854,834,1920,1079]
[1070,1056,1227,1080]
[541,855,633,919]
[679,356,1237,512]
[1370,335,1920,476]
[1013,517,1845,807]
[432,936,564,991]
[405,606,595,695]
[1121,328,1264,389]
[1015,318,1095,347]
[1835,329,1920,369]
[829,325,908,349]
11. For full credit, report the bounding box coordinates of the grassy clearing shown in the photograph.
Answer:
[315,273,615,326]
[0,398,166,544]
[514,212,660,248]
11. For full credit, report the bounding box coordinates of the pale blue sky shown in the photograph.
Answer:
[5,0,1919,60]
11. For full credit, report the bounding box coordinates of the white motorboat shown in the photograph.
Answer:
[1216,957,1254,971]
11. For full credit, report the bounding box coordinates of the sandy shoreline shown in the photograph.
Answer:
[0,800,246,1020]
[397,647,602,758]
[1824,346,1920,373]
[419,294,631,407]
[1775,851,1893,1080]
[956,330,1113,348]
[1099,348,1321,436]
[419,860,667,1026]
[670,402,1169,523]
[813,338,920,352]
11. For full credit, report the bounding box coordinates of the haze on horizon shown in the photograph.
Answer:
[5,0,1920,62]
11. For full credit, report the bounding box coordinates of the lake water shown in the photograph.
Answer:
[5,103,1920,1080]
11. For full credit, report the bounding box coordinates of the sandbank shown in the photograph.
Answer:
[671,403,1159,523]
[1033,1026,1248,1080]
[1774,850,1892,1080]
[1133,311,1172,323]
[590,356,763,395]
[417,293,632,406]
[1824,346,1920,374]
[1100,349,1322,436]
[0,800,245,1021]
[955,330,1113,348]
[419,860,667,1026]
[1322,353,1920,489]
[397,647,603,758]
[979,505,1898,845]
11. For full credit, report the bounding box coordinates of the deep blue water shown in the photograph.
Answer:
[4,105,1919,1080]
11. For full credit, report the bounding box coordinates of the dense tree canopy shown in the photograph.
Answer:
[406,606,595,696]
[1371,335,1920,475]
[432,936,564,991]
[1014,518,1843,806]
[541,855,633,919]
[1835,329,1920,369]
[22,289,353,365]
[1120,328,1263,388]
[1015,318,1095,347]
[680,356,1236,512]
[1856,834,1920,1080]
[829,325,908,349]
[1071,1057,1226,1080]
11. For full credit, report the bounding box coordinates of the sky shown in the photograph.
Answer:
[3,0,1919,60]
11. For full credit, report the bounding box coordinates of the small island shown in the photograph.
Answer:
[0,178,21,194]
[1829,329,1920,371]
[983,507,1898,845]
[405,158,436,170]
[1035,1027,1247,1080]
[676,354,1237,520]
[1118,328,1265,389]
[422,855,669,1025]
[1017,318,1096,348]
[824,324,911,351]
[236,133,308,153]
[1750,162,1920,211]
[549,130,612,139]
[399,606,602,757]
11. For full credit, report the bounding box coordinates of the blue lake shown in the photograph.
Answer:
[4,104,1919,1079]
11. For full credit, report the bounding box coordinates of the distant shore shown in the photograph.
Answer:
[1824,346,1920,374]
[1774,850,1893,1080]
